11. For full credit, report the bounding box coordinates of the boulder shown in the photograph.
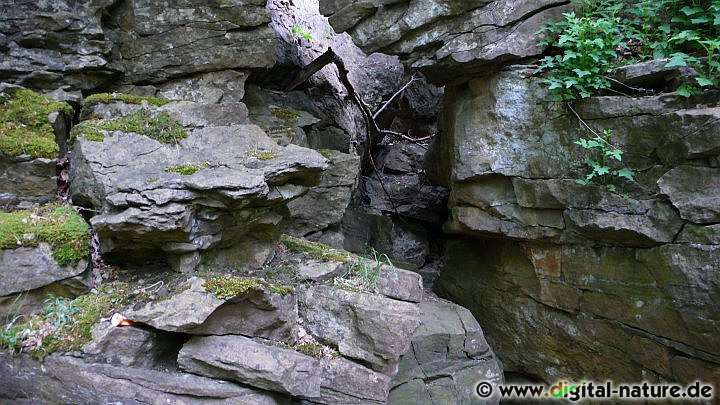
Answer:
[296,260,347,282]
[125,277,297,341]
[0,354,287,404]
[389,299,503,404]
[70,97,327,271]
[319,0,573,83]
[298,285,421,370]
[178,335,323,399]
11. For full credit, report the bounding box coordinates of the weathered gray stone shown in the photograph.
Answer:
[319,357,391,404]
[0,1,120,91]
[389,299,503,404]
[374,265,424,303]
[0,156,57,210]
[298,285,420,370]
[70,98,327,270]
[178,335,322,399]
[609,58,699,89]
[81,321,174,368]
[0,353,287,404]
[320,0,573,83]
[658,166,720,224]
[286,150,359,237]
[0,243,88,297]
[438,239,720,384]
[109,0,275,84]
[125,277,297,341]
[297,260,347,282]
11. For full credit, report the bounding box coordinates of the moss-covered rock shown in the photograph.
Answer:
[164,162,210,175]
[280,234,353,263]
[0,204,90,267]
[0,88,72,159]
[203,274,293,299]
[82,93,175,107]
[71,110,187,145]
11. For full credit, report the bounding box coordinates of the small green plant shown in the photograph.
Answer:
[335,248,395,293]
[291,24,313,41]
[72,110,187,145]
[1,284,129,359]
[164,162,210,175]
[536,10,626,100]
[574,129,635,194]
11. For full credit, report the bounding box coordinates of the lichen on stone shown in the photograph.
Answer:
[71,110,187,145]
[0,204,90,267]
[0,88,72,159]
[164,162,210,175]
[83,92,175,107]
[203,275,293,300]
[246,149,278,160]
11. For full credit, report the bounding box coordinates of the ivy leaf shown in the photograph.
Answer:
[696,76,715,87]
[676,83,694,98]
[714,12,720,26]
[691,16,711,24]
[605,149,622,161]
[573,68,591,78]
[616,168,634,181]
[587,140,603,149]
[665,53,688,67]
[574,139,589,148]
[680,6,703,16]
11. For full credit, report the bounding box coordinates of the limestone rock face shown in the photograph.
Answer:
[0,156,57,210]
[109,0,275,84]
[125,277,298,341]
[0,1,120,91]
[298,284,421,371]
[436,65,720,385]
[0,353,287,404]
[0,0,274,91]
[389,300,504,404]
[70,97,327,271]
[319,0,573,83]
[178,335,323,399]
[0,243,87,297]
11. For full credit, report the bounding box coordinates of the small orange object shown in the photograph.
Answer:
[111,313,138,327]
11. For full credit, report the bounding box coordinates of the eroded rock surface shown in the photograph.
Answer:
[319,0,573,82]
[70,97,327,271]
[436,65,720,385]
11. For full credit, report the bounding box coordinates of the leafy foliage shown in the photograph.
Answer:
[574,129,635,194]
[537,0,720,100]
[291,24,313,41]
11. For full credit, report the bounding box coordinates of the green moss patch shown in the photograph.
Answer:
[271,107,301,121]
[83,93,175,107]
[203,275,293,300]
[0,88,72,159]
[0,283,129,359]
[0,204,90,267]
[164,162,210,175]
[71,110,187,145]
[280,234,352,263]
